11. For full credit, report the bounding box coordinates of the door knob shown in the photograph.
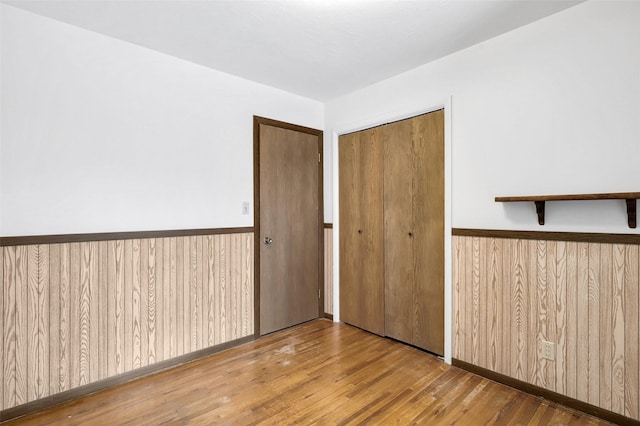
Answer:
[264,237,273,245]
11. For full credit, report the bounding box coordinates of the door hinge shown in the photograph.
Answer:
[318,153,321,163]
[318,288,321,299]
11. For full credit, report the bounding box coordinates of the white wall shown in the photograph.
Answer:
[0,4,324,236]
[325,0,640,235]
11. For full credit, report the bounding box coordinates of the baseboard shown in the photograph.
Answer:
[323,313,334,321]
[0,335,254,423]
[452,358,639,426]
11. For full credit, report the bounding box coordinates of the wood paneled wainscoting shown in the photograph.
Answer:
[452,228,640,424]
[0,229,254,416]
[324,224,333,317]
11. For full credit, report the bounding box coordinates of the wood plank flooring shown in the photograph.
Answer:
[1,320,609,425]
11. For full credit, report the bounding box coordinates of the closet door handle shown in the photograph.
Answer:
[408,232,413,237]
[358,229,362,234]
[264,237,273,245]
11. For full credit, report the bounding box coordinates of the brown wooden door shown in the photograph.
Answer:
[339,128,385,335]
[383,118,415,344]
[256,118,323,336]
[384,110,444,355]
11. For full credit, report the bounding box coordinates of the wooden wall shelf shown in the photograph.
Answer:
[495,192,640,228]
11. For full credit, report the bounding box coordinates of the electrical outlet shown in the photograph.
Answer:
[540,340,556,361]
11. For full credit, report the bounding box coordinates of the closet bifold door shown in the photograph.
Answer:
[384,110,445,355]
[339,128,385,335]
[383,118,415,344]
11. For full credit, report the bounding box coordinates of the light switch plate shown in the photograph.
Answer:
[242,201,250,215]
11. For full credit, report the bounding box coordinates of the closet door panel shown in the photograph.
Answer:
[383,119,415,343]
[339,130,384,335]
[413,110,445,355]
[339,132,362,329]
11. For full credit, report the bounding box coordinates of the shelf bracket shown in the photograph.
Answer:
[626,199,637,229]
[534,201,545,225]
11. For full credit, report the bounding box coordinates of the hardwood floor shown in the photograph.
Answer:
[2,320,610,425]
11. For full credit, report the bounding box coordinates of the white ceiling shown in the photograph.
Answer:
[3,0,584,101]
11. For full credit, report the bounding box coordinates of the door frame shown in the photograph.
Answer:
[253,116,324,337]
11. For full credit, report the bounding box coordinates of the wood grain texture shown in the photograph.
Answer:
[258,122,321,336]
[452,235,640,422]
[453,228,640,245]
[0,232,254,412]
[2,321,610,426]
[0,227,254,247]
[625,245,639,418]
[2,247,13,409]
[339,127,385,336]
[383,109,445,355]
[323,228,333,315]
[0,248,3,409]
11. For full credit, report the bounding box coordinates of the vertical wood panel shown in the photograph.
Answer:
[500,238,511,377]
[452,236,462,360]
[0,232,254,412]
[625,245,639,418]
[599,243,613,411]
[612,244,625,415]
[98,241,108,380]
[208,235,216,347]
[324,228,333,315]
[147,238,157,365]
[233,234,242,340]
[546,240,556,392]
[140,239,149,367]
[588,243,601,406]
[48,245,60,394]
[132,240,142,369]
[182,237,191,354]
[478,237,488,368]
[168,238,177,358]
[38,245,50,398]
[487,238,500,372]
[190,236,199,351]
[227,235,235,341]
[576,242,589,403]
[106,241,117,377]
[195,236,203,350]
[530,239,544,387]
[555,241,567,395]
[114,240,125,374]
[565,241,578,399]
[59,244,70,392]
[245,234,254,336]
[155,238,164,362]
[15,246,28,405]
[231,234,238,341]
[512,238,528,382]
[176,237,184,356]
[79,243,92,386]
[89,242,99,383]
[0,248,3,407]
[123,240,133,372]
[3,247,16,408]
[463,237,472,363]
[27,245,39,401]
[226,235,235,344]
[200,236,208,348]
[471,237,481,366]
